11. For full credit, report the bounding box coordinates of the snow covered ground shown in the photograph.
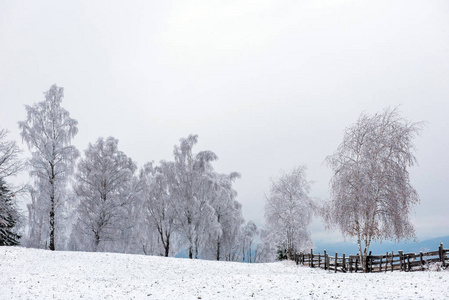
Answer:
[1,247,448,299]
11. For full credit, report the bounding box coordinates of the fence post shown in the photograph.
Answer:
[398,250,403,271]
[355,256,358,273]
[420,251,424,271]
[391,251,394,272]
[349,256,353,273]
[406,254,411,272]
[440,242,447,268]
[310,249,314,268]
[324,250,327,270]
[365,255,372,273]
[318,253,321,268]
[342,253,346,272]
[439,243,443,265]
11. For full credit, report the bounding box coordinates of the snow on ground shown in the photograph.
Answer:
[1,247,448,299]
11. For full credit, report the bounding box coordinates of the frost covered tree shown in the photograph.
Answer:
[73,137,138,252]
[264,166,314,260]
[26,187,48,248]
[0,128,24,181]
[19,85,79,250]
[0,178,21,246]
[203,172,243,261]
[323,107,423,272]
[240,221,259,262]
[138,161,179,256]
[171,134,219,259]
[256,228,277,262]
[0,128,24,246]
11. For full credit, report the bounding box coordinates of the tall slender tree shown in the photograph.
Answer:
[203,172,243,261]
[19,85,79,250]
[323,107,423,272]
[171,134,219,259]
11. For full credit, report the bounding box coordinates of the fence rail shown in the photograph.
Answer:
[295,242,448,273]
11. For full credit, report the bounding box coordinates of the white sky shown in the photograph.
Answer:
[1,0,448,243]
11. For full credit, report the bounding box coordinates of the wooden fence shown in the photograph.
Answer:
[295,242,448,273]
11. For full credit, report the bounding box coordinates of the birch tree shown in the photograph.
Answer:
[323,107,423,272]
[240,221,259,262]
[264,166,314,260]
[139,161,179,257]
[171,134,218,259]
[19,85,79,250]
[203,172,243,261]
[73,137,138,252]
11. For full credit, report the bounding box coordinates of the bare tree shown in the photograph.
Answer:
[19,85,79,250]
[323,107,424,272]
[264,166,314,260]
[0,128,23,245]
[73,137,137,251]
[0,128,24,181]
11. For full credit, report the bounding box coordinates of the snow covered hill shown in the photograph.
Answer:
[1,247,448,299]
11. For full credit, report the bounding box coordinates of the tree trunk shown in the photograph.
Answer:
[249,241,252,263]
[49,163,56,251]
[49,199,55,251]
[158,226,170,257]
[357,234,364,272]
[94,232,100,252]
[164,238,170,257]
[216,239,221,261]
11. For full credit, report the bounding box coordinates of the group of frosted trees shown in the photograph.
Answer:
[12,85,260,261]
[1,85,423,269]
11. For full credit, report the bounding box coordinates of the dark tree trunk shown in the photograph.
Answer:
[49,165,56,251]
[165,239,170,257]
[94,232,100,252]
[216,240,220,261]
[49,201,55,250]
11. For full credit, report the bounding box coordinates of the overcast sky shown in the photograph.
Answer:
[1,0,448,244]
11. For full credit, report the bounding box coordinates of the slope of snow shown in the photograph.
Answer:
[1,247,448,299]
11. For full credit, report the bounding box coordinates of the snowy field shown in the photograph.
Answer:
[1,247,448,299]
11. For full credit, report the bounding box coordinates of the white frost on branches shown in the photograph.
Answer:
[19,85,79,250]
[323,107,423,271]
[72,137,138,252]
[264,165,314,260]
